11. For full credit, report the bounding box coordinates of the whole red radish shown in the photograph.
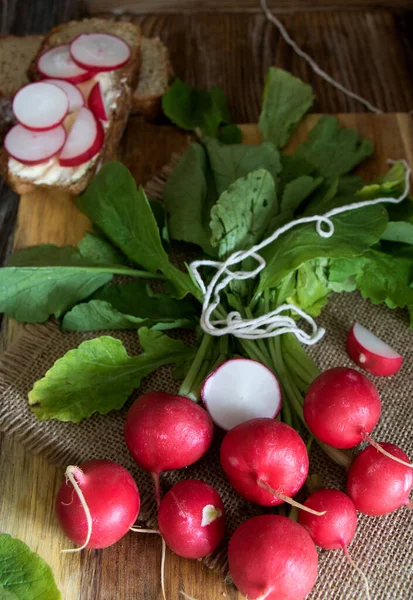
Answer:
[124,391,214,504]
[55,459,140,550]
[228,515,318,600]
[158,480,224,559]
[347,443,413,516]
[346,322,403,377]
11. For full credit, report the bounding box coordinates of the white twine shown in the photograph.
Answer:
[190,160,411,345]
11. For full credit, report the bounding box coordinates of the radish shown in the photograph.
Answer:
[347,443,413,515]
[220,418,323,515]
[201,358,282,431]
[5,123,66,165]
[124,391,214,506]
[228,515,318,600]
[55,460,140,551]
[70,33,131,72]
[37,44,94,83]
[88,81,107,121]
[298,489,370,599]
[43,79,85,112]
[158,480,225,559]
[59,107,104,167]
[12,82,69,131]
[347,322,403,376]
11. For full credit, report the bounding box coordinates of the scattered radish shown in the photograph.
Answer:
[298,489,370,599]
[228,514,318,600]
[59,107,104,167]
[88,81,108,121]
[124,391,214,506]
[347,443,413,515]
[12,82,69,131]
[37,44,95,83]
[158,480,225,559]
[70,33,131,72]
[55,459,140,550]
[43,78,85,112]
[5,123,66,165]
[201,358,282,431]
[347,322,403,376]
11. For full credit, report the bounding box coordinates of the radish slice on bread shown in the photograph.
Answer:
[70,33,131,72]
[43,79,85,112]
[59,107,104,167]
[13,82,69,131]
[201,358,282,430]
[37,44,95,84]
[88,82,107,121]
[346,322,403,376]
[5,124,66,165]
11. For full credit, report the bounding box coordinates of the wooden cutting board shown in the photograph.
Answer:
[1,113,413,600]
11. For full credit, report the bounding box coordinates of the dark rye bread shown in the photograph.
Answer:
[3,19,142,196]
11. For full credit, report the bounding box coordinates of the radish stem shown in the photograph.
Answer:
[61,465,92,553]
[179,333,212,398]
[257,479,326,516]
[151,472,161,508]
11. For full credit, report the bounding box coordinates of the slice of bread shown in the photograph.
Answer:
[0,35,44,99]
[3,19,142,196]
[132,37,173,120]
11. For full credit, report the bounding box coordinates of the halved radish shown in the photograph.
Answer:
[13,82,69,131]
[43,79,85,112]
[37,44,95,84]
[346,322,403,376]
[201,358,282,431]
[59,107,104,167]
[88,81,107,121]
[5,124,66,165]
[70,33,131,72]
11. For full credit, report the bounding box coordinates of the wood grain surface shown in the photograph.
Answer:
[1,115,412,599]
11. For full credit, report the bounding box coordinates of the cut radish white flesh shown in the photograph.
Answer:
[43,79,84,112]
[59,107,104,167]
[201,358,282,431]
[346,322,403,377]
[5,123,66,165]
[88,82,107,121]
[13,82,69,131]
[70,33,131,72]
[37,44,95,84]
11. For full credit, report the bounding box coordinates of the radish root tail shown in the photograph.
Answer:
[130,527,160,534]
[161,537,167,600]
[151,472,161,508]
[257,479,326,516]
[362,434,413,469]
[61,465,92,553]
[342,543,371,600]
[180,592,200,600]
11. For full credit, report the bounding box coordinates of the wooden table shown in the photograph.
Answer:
[1,1,413,598]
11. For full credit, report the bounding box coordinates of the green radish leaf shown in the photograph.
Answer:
[77,231,128,265]
[280,175,324,213]
[0,534,61,600]
[218,124,243,144]
[287,259,331,317]
[381,222,413,245]
[28,328,195,422]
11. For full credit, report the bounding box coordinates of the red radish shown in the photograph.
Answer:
[12,82,69,131]
[124,391,214,506]
[59,107,104,167]
[347,322,403,376]
[347,443,413,516]
[37,44,94,83]
[42,79,85,112]
[201,358,282,431]
[5,123,66,165]
[158,480,225,559]
[228,515,318,600]
[88,81,107,121]
[55,460,140,550]
[70,33,131,72]
[299,489,370,599]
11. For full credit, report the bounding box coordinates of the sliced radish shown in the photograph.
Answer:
[88,81,107,121]
[13,82,69,131]
[201,358,282,431]
[43,79,85,112]
[346,322,403,377]
[37,44,95,84]
[70,33,131,72]
[59,107,104,167]
[5,124,66,165]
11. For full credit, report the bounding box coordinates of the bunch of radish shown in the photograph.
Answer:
[4,33,131,168]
